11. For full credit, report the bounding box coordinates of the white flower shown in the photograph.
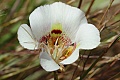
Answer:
[17,2,100,72]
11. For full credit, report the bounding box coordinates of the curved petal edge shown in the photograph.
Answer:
[17,24,39,50]
[75,24,100,50]
[60,49,79,65]
[40,51,60,72]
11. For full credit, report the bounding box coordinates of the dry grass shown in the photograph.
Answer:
[0,0,120,80]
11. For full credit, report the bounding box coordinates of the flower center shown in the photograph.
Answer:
[39,23,76,63]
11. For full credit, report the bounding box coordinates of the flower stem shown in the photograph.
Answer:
[54,71,58,80]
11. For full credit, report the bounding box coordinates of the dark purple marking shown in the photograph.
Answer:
[51,30,62,34]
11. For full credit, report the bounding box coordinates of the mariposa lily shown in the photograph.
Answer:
[17,2,100,72]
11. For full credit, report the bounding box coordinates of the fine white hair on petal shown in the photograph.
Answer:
[50,2,87,43]
[29,2,87,42]
[17,24,39,50]
[40,51,60,72]
[60,49,79,65]
[75,24,100,49]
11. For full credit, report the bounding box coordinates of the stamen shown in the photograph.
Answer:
[55,38,59,46]
[39,23,75,63]
[60,43,76,60]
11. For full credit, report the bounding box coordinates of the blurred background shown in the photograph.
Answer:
[0,0,120,80]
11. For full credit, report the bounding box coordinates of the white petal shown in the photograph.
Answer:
[40,51,60,72]
[29,2,87,42]
[29,5,51,40]
[50,2,87,42]
[75,24,100,49]
[60,49,79,65]
[17,24,39,50]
